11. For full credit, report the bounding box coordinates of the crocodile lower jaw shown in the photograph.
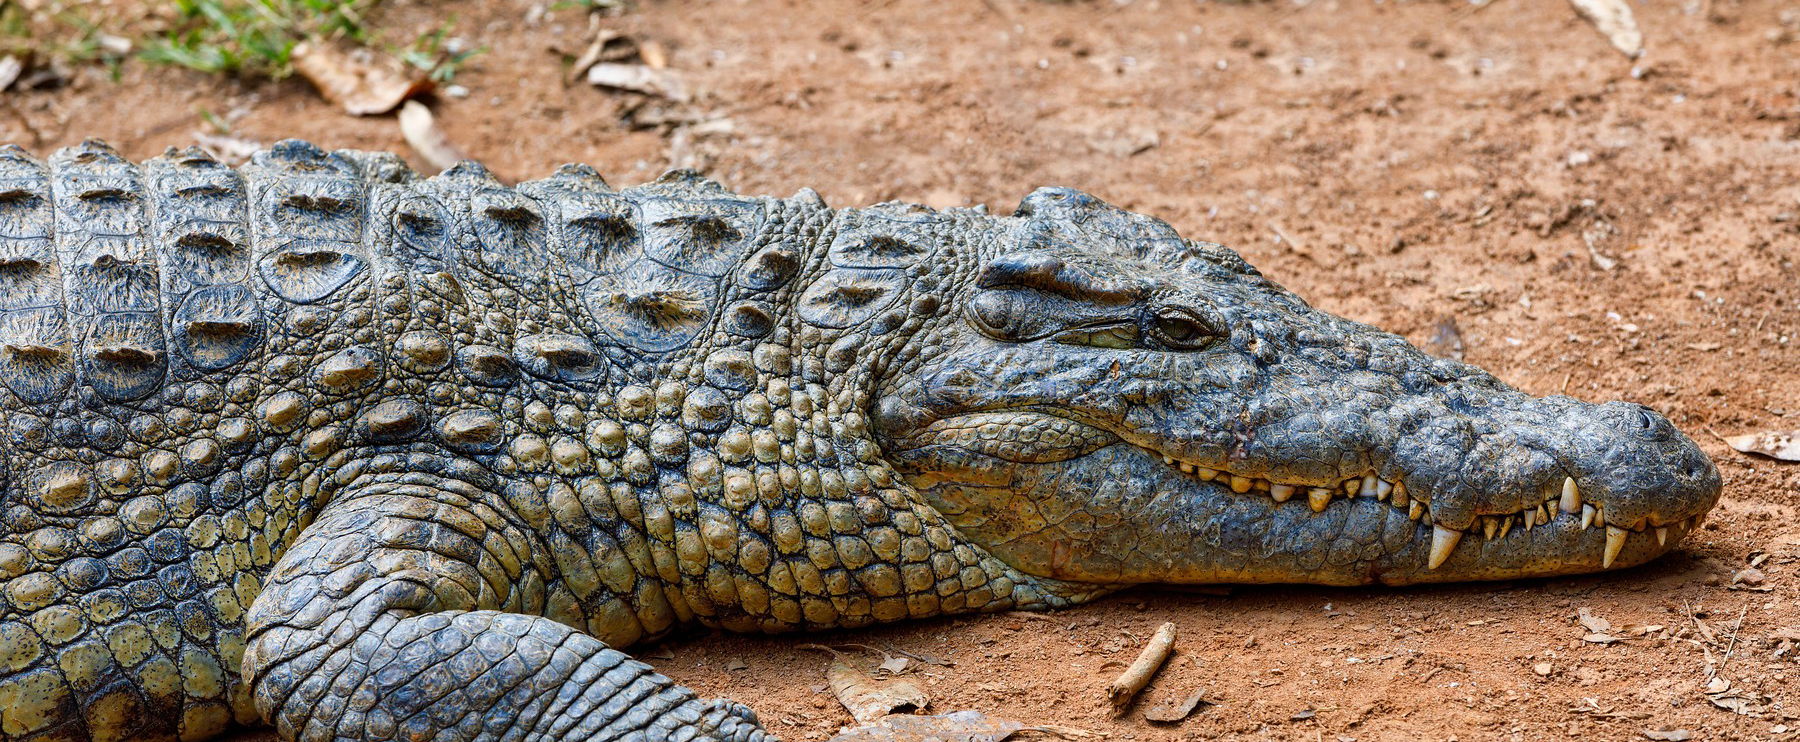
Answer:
[1147,447,1705,570]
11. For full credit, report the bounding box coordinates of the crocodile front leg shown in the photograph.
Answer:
[242,478,768,742]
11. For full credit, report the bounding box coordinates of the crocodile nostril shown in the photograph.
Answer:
[1632,408,1657,431]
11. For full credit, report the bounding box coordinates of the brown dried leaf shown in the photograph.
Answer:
[1724,430,1800,462]
[587,63,688,101]
[877,654,916,676]
[639,38,669,69]
[1567,0,1643,57]
[1143,688,1214,723]
[1576,608,1612,634]
[1642,730,1694,741]
[398,101,468,173]
[293,41,433,115]
[1582,633,1621,645]
[1770,627,1800,642]
[806,646,929,723]
[0,55,21,93]
[827,711,1024,742]
[565,29,622,84]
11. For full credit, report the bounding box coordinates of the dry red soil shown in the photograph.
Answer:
[7,0,1800,739]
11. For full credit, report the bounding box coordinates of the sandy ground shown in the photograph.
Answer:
[6,0,1800,739]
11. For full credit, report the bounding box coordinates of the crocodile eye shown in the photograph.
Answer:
[1150,307,1216,350]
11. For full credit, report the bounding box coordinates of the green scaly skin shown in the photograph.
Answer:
[0,140,1719,742]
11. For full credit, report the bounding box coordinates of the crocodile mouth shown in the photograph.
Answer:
[1146,447,1706,571]
[886,410,1707,584]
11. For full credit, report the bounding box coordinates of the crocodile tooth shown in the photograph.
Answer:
[1164,455,1175,465]
[1482,517,1499,540]
[1198,468,1219,481]
[1655,527,1668,546]
[1229,475,1252,493]
[1180,462,1196,474]
[1497,516,1512,539]
[1603,526,1628,568]
[1391,483,1410,508]
[1524,509,1536,531]
[1580,504,1596,530]
[1253,478,1271,492]
[1359,475,1379,498]
[1308,488,1331,513]
[1343,479,1359,495]
[1538,503,1551,525]
[1270,484,1296,502]
[1409,501,1424,520]
[1376,479,1393,501]
[1559,477,1581,513]
[1428,525,1462,570]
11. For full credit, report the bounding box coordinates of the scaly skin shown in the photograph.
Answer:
[0,140,1720,742]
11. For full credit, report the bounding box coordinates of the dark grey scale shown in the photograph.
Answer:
[0,146,76,405]
[796,206,942,331]
[640,197,764,279]
[48,141,167,403]
[146,148,263,374]
[246,140,372,305]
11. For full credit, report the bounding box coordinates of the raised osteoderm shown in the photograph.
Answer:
[0,140,1720,742]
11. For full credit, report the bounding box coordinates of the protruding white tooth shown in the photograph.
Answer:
[1164,455,1176,465]
[1391,484,1410,508]
[1429,525,1462,570]
[1580,504,1596,530]
[1376,479,1393,501]
[1538,503,1550,525]
[1270,484,1296,502]
[1498,516,1513,539]
[1482,517,1499,540]
[1180,462,1197,474]
[1603,526,1628,568]
[1230,475,1252,493]
[1343,479,1359,494]
[1409,501,1424,520]
[1360,475,1379,498]
[1198,468,1219,481]
[1655,527,1668,546]
[1524,509,1536,531]
[1308,488,1332,513]
[1559,477,1581,513]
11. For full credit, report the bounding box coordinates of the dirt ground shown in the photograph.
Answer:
[7,0,1800,739]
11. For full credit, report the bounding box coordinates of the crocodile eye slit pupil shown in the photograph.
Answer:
[1153,310,1210,349]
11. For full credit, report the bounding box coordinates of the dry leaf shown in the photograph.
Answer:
[1567,0,1644,58]
[1582,633,1621,645]
[293,41,433,115]
[398,101,468,173]
[0,55,21,93]
[1143,688,1213,723]
[587,63,688,101]
[639,38,669,69]
[192,133,264,166]
[1576,608,1612,634]
[827,710,1091,742]
[1642,730,1694,741]
[1724,430,1800,462]
[828,711,1023,742]
[805,646,929,723]
[877,655,916,676]
[1686,342,1721,351]
[565,29,621,84]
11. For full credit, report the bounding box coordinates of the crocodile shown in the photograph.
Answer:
[0,139,1720,742]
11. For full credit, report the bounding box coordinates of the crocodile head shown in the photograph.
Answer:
[872,188,1721,586]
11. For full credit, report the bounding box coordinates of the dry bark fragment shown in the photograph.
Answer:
[1107,621,1177,714]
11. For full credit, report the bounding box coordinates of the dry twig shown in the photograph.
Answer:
[1107,622,1177,714]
